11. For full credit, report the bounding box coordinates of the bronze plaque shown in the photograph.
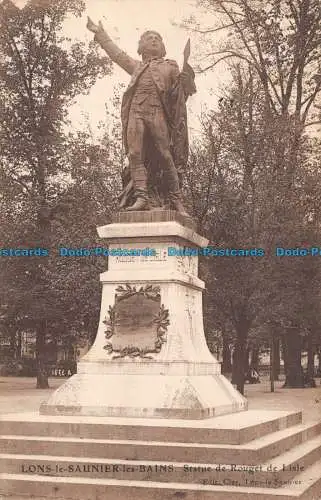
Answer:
[103,285,169,359]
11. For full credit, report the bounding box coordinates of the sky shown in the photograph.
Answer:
[15,0,229,139]
[11,0,321,140]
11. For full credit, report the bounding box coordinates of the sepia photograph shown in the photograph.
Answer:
[0,0,321,499]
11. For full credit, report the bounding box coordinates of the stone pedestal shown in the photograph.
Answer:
[40,212,246,418]
[4,212,321,499]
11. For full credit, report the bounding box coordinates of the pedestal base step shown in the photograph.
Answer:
[0,410,320,500]
[1,433,321,486]
[1,463,321,500]
[1,420,320,464]
[0,410,301,444]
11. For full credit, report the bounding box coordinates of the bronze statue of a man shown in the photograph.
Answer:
[87,19,196,215]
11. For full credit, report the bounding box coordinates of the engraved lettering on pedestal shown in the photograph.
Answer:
[140,248,168,262]
[115,248,168,265]
[103,284,169,359]
[115,255,136,264]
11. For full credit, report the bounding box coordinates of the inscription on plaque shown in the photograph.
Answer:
[103,284,169,359]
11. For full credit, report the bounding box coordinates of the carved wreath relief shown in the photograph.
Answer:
[103,284,169,359]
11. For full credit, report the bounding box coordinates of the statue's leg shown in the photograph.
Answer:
[148,107,189,216]
[126,110,149,211]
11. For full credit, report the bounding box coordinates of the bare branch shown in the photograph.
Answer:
[286,0,299,26]
[271,36,285,101]
[302,80,321,122]
[197,51,255,73]
[188,19,244,33]
[303,120,321,128]
[218,1,261,70]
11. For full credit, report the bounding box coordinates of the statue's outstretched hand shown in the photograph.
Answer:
[87,18,134,74]
[87,17,103,34]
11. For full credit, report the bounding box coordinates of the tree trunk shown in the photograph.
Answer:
[222,337,232,374]
[283,328,304,388]
[232,323,248,395]
[231,348,237,384]
[9,327,16,359]
[234,339,246,394]
[35,187,50,389]
[245,346,251,373]
[281,336,287,376]
[306,333,316,387]
[273,337,280,381]
[251,346,259,371]
[270,337,275,393]
[16,331,22,360]
[36,322,49,389]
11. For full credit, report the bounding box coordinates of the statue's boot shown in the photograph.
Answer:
[126,189,150,211]
[170,192,190,217]
[126,163,150,211]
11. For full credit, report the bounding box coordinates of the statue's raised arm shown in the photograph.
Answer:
[87,17,137,75]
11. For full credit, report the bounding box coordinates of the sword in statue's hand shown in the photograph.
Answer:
[183,38,191,71]
[180,38,196,97]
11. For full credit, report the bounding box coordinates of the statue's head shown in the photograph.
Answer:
[138,31,166,59]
